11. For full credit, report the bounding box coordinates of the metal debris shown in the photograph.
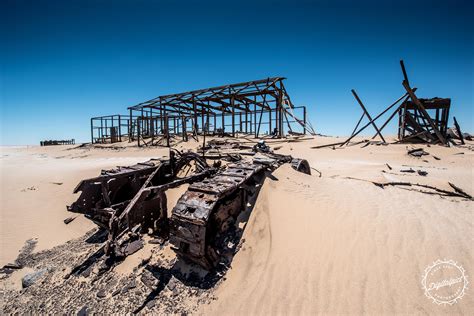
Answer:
[63,216,77,225]
[408,148,429,157]
[68,145,312,269]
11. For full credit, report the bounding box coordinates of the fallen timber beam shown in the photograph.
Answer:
[311,141,346,149]
[344,177,473,200]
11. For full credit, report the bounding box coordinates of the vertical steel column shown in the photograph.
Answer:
[105,118,108,142]
[254,102,257,137]
[137,118,141,147]
[277,87,283,138]
[182,115,187,141]
[100,117,103,143]
[221,112,225,135]
[165,114,170,147]
[206,110,210,135]
[231,96,235,137]
[111,116,114,142]
[90,118,94,143]
[129,108,133,140]
[303,107,307,135]
[140,109,144,138]
[201,105,205,135]
[193,97,198,135]
[245,110,248,134]
[269,108,272,135]
[118,115,122,142]
[213,113,216,134]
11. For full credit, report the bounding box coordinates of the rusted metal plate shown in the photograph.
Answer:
[68,147,311,269]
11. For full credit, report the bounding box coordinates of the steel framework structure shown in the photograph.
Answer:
[90,114,139,144]
[125,77,315,146]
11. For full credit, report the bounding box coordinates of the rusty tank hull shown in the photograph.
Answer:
[68,147,311,268]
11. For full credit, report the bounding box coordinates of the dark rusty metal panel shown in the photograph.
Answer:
[68,146,311,269]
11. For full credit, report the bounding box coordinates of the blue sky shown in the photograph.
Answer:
[1,0,472,145]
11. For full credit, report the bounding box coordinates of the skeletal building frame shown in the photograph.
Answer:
[125,77,314,146]
[90,114,139,144]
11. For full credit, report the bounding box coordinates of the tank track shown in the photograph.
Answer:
[68,148,311,268]
[169,156,311,269]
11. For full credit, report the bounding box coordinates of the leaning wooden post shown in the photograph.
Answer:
[351,89,386,143]
[400,60,410,86]
[402,81,446,144]
[453,116,465,145]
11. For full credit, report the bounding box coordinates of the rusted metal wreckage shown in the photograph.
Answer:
[340,60,454,147]
[68,146,310,269]
[90,77,316,145]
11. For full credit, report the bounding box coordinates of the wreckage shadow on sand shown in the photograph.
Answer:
[134,172,268,313]
[67,172,269,314]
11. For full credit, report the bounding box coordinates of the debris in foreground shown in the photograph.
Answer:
[408,148,429,157]
[63,216,77,225]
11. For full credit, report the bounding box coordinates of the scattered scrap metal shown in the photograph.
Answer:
[344,177,472,200]
[68,141,311,269]
[407,148,429,157]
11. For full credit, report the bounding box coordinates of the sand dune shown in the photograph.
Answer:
[1,137,473,314]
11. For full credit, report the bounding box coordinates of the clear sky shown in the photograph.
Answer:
[1,0,472,145]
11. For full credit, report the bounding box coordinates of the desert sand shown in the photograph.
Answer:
[0,136,473,314]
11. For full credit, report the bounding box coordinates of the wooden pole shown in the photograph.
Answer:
[400,60,410,86]
[351,89,386,143]
[341,91,410,146]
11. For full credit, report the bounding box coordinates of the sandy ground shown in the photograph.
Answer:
[1,136,473,314]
